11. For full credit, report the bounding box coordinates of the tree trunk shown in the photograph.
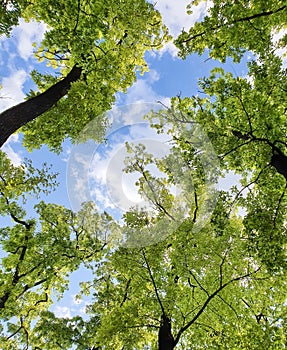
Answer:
[0,65,82,147]
[271,153,287,180]
[158,314,175,350]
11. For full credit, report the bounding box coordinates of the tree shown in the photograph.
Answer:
[2,1,287,348]
[77,103,287,349]
[1,0,29,36]
[174,0,287,271]
[64,2,287,345]
[0,0,169,150]
[175,0,287,62]
[85,220,287,349]
[165,64,287,270]
[0,151,113,348]
[2,103,287,348]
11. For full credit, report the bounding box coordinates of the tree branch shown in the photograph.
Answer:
[181,5,286,44]
[174,268,260,346]
[0,65,82,147]
[142,249,165,316]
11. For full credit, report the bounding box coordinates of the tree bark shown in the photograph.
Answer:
[231,129,287,181]
[271,153,287,180]
[0,65,82,147]
[158,314,175,350]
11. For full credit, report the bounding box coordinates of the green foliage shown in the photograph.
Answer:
[16,0,170,152]
[83,207,287,349]
[2,1,287,348]
[0,0,29,36]
[162,55,287,271]
[176,0,287,61]
[0,151,109,346]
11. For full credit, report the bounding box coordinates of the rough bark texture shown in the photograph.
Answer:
[271,153,287,180]
[0,65,82,147]
[158,314,175,350]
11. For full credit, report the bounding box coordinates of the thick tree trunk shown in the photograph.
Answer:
[271,153,287,180]
[158,314,175,350]
[0,65,82,147]
[232,130,287,181]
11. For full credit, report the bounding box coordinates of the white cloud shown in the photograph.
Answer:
[0,19,46,114]
[152,0,213,57]
[157,42,179,58]
[126,80,158,104]
[79,305,88,315]
[13,19,47,61]
[2,134,22,166]
[53,306,72,319]
[115,67,170,125]
[155,0,212,36]
[272,29,287,67]
[0,40,12,66]
[0,67,27,165]
[0,69,28,111]
[68,100,171,213]
[124,78,170,107]
[88,121,172,214]
[68,151,93,206]
[61,143,72,163]
[148,69,160,83]
[110,103,160,126]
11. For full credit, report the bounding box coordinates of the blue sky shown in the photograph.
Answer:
[0,0,256,319]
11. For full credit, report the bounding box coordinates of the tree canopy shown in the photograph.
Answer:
[175,0,287,61]
[1,0,287,349]
[0,0,169,150]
